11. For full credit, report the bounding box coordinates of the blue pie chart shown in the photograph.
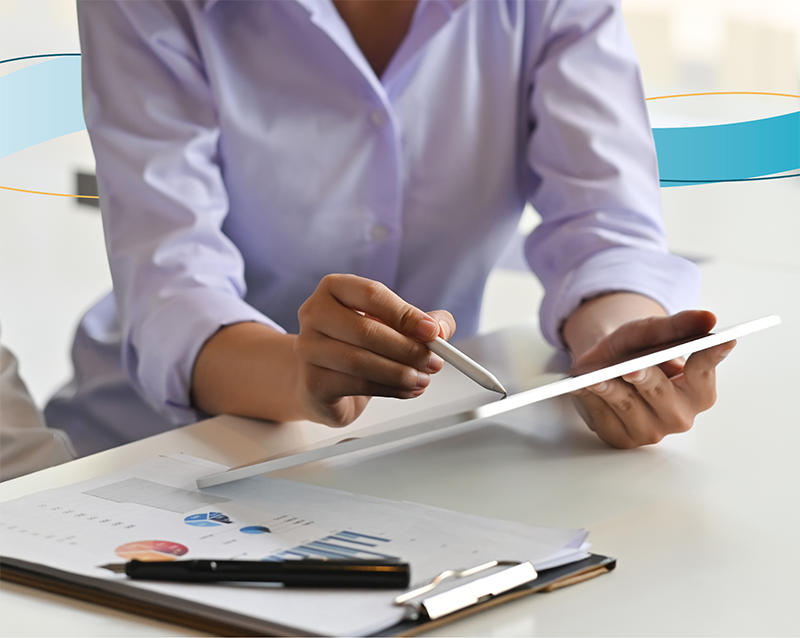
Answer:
[240,526,271,534]
[184,512,233,527]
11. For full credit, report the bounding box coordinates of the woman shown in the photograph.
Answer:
[47,0,731,455]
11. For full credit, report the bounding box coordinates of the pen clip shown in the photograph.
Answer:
[394,560,537,620]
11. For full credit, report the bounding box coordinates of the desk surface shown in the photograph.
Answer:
[1,259,798,637]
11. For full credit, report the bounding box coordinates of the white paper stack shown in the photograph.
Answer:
[0,454,590,636]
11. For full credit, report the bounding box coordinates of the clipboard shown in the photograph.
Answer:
[0,453,606,637]
[197,314,781,489]
[0,553,616,637]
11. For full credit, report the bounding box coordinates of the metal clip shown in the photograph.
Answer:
[394,560,537,620]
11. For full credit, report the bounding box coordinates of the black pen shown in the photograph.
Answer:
[100,558,410,588]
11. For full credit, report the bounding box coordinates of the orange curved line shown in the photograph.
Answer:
[647,91,800,101]
[3,91,798,198]
[0,185,99,198]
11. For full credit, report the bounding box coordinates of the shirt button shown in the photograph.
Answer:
[370,109,387,127]
[371,223,388,242]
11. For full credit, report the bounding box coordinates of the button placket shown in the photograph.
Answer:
[360,98,403,287]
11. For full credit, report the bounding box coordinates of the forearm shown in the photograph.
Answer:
[561,292,667,360]
[191,322,304,423]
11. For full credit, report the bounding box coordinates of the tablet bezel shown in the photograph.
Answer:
[196,314,780,489]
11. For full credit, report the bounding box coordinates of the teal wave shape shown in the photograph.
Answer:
[654,111,800,186]
[0,56,84,158]
[2,57,798,188]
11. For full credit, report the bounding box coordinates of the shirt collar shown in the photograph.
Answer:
[200,0,467,93]
[202,0,466,13]
[202,0,328,15]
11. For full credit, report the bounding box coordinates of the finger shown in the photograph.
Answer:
[572,388,638,449]
[323,308,441,372]
[297,329,434,392]
[361,309,453,353]
[621,366,694,433]
[427,310,456,341]
[584,378,668,446]
[675,341,735,412]
[300,280,438,372]
[657,356,685,379]
[580,310,717,366]
[319,274,439,341]
[301,362,428,406]
[311,395,371,428]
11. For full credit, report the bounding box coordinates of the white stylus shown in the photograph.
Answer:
[427,337,507,396]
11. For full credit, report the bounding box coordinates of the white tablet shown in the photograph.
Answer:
[197,314,780,489]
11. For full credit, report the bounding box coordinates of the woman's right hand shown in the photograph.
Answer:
[191,274,455,427]
[293,274,455,426]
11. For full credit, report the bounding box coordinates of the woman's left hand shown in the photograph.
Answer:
[563,294,735,448]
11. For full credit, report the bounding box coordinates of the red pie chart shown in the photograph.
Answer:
[115,540,188,562]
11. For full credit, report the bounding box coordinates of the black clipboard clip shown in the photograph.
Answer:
[393,560,537,621]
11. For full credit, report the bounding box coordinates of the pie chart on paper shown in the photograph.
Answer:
[115,540,189,562]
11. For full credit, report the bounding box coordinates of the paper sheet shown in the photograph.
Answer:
[0,454,588,636]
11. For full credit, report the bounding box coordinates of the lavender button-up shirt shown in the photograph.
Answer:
[48,0,700,455]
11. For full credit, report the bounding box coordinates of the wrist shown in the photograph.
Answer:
[191,322,305,422]
[562,292,667,359]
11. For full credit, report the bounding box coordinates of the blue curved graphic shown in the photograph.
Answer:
[1,55,798,188]
[0,56,84,158]
[654,111,800,186]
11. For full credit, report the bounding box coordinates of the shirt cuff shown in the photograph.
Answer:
[539,247,702,348]
[128,289,285,424]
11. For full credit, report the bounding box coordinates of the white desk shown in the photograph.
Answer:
[1,259,798,636]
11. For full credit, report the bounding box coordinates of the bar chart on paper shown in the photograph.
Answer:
[266,530,399,561]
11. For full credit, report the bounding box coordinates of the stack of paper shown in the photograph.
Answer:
[0,454,590,636]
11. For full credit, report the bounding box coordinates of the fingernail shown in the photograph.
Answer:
[589,381,608,393]
[427,352,444,372]
[416,371,431,389]
[415,318,439,340]
[625,369,646,383]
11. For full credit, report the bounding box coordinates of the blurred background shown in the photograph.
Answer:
[1,0,798,409]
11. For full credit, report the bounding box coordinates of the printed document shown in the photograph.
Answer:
[0,454,589,636]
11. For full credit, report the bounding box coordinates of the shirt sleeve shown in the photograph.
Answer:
[77,1,282,423]
[0,338,76,481]
[523,0,701,347]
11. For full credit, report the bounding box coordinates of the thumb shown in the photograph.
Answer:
[427,310,456,341]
